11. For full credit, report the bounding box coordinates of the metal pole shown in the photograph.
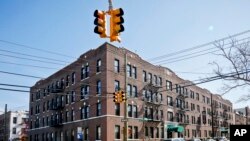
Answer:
[108,0,113,10]
[123,51,128,141]
[211,94,214,138]
[4,104,7,141]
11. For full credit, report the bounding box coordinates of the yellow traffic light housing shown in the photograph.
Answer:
[113,92,120,103]
[110,8,124,42]
[120,90,126,102]
[94,10,107,38]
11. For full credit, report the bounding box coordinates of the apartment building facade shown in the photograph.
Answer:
[234,106,250,125]
[0,110,29,141]
[29,43,233,141]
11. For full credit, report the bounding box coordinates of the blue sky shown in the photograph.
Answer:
[0,0,250,112]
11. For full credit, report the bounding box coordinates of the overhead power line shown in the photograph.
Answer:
[0,48,71,63]
[0,53,66,66]
[0,83,30,88]
[148,30,250,61]
[0,87,29,93]
[155,36,250,65]
[0,70,44,79]
[0,39,76,59]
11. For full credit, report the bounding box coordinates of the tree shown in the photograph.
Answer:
[212,37,250,101]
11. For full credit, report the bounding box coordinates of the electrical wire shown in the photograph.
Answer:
[0,70,44,79]
[147,30,250,61]
[0,39,76,59]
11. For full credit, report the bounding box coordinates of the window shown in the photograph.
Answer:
[166,80,172,91]
[145,127,148,137]
[71,72,75,85]
[13,117,17,124]
[196,93,199,101]
[81,66,84,80]
[150,127,154,138]
[132,85,137,97]
[128,104,132,117]
[127,84,132,97]
[114,59,120,73]
[167,96,173,106]
[160,110,163,120]
[96,59,101,72]
[134,126,138,139]
[47,101,50,111]
[81,85,89,99]
[143,70,147,82]
[156,127,159,138]
[71,110,75,121]
[159,77,162,86]
[127,64,132,77]
[12,128,16,134]
[71,91,75,103]
[115,125,120,139]
[96,126,101,140]
[190,90,195,99]
[132,66,137,79]
[161,127,164,138]
[97,102,101,116]
[167,111,173,121]
[85,106,89,118]
[133,105,138,118]
[84,128,89,140]
[66,75,70,87]
[128,126,132,139]
[71,130,74,141]
[148,73,152,83]
[85,63,89,78]
[65,92,70,104]
[96,80,101,94]
[65,111,69,122]
[115,103,120,116]
[154,75,157,85]
[197,105,200,112]
[81,106,84,119]
[114,80,120,91]
[203,95,206,103]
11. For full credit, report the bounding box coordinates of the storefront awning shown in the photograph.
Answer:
[167,125,184,133]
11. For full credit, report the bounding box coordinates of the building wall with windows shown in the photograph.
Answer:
[234,106,250,125]
[29,43,233,141]
[0,110,29,141]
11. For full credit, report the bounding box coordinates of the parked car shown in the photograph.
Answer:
[188,139,201,141]
[213,137,228,141]
[164,138,186,141]
[205,139,216,141]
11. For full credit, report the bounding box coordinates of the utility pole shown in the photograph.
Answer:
[211,94,214,138]
[123,51,128,141]
[4,104,7,141]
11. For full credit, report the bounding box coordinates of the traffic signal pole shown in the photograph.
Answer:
[123,52,128,141]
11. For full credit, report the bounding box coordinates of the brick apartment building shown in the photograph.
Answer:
[29,42,233,141]
[234,106,250,125]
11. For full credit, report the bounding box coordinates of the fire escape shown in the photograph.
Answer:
[142,81,163,139]
[49,81,65,127]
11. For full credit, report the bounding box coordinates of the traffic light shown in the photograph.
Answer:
[120,90,126,102]
[113,92,119,103]
[94,10,107,38]
[110,8,124,42]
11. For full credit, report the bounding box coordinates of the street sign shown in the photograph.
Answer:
[121,119,128,122]
[77,133,83,140]
[77,127,83,139]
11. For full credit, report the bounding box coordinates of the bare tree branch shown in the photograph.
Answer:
[212,37,250,101]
